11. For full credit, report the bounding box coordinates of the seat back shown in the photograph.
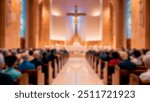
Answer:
[16,73,29,85]
[37,66,45,85]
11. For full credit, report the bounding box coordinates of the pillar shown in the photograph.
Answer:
[0,0,5,48]
[39,0,50,48]
[111,0,126,49]
[102,0,113,47]
[26,0,39,48]
[0,0,21,49]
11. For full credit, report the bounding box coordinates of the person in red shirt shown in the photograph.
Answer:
[109,51,121,66]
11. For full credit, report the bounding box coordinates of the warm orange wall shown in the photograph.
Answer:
[5,0,21,49]
[131,0,146,49]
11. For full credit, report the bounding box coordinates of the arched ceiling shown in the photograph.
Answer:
[50,0,102,41]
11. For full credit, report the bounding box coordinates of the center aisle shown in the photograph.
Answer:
[52,57,104,85]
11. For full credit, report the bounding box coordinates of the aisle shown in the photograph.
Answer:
[52,58,104,85]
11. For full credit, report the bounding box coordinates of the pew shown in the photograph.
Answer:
[15,73,29,85]
[103,62,116,85]
[97,59,102,79]
[47,62,53,84]
[37,66,45,85]
[129,73,150,85]
[112,66,147,85]
[103,62,108,85]
[54,59,58,78]
[93,56,97,72]
[21,66,45,85]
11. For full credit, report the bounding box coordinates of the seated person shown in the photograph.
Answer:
[0,72,14,85]
[131,50,142,66]
[30,50,44,68]
[139,54,150,81]
[0,53,14,85]
[18,53,35,71]
[47,50,57,61]
[109,51,121,66]
[28,49,34,61]
[41,52,49,64]
[118,51,136,70]
[0,53,5,69]
[2,55,22,80]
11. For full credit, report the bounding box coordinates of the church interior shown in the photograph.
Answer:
[0,0,150,85]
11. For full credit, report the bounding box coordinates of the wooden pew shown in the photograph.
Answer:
[112,66,147,85]
[37,66,45,85]
[112,66,130,85]
[97,59,102,79]
[21,66,45,85]
[54,59,58,78]
[129,73,150,85]
[15,73,29,85]
[93,56,97,72]
[103,62,116,85]
[47,62,53,85]
[103,62,108,85]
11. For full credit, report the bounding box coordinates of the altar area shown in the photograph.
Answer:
[66,41,87,57]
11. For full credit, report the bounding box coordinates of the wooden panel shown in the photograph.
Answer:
[0,0,5,48]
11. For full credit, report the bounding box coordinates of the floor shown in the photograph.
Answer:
[52,57,104,85]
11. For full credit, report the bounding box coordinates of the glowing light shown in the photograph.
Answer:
[51,10,61,16]
[92,10,101,17]
[38,0,42,4]
[50,36,66,41]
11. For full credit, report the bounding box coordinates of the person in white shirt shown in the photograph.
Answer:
[131,50,142,66]
[139,55,150,81]
[0,53,5,69]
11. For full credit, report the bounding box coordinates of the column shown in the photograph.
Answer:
[26,0,39,48]
[0,0,5,48]
[145,0,150,49]
[39,0,50,48]
[111,0,126,49]
[0,0,21,49]
[102,0,113,47]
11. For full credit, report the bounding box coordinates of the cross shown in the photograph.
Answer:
[67,5,86,35]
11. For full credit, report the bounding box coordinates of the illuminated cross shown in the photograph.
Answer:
[67,5,86,35]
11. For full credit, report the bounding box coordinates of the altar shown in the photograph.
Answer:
[67,41,87,57]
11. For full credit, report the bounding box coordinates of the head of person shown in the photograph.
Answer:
[146,51,150,56]
[0,53,5,69]
[143,55,150,69]
[132,50,141,58]
[111,51,120,59]
[119,51,128,60]
[33,50,41,59]
[5,55,17,68]
[22,52,29,61]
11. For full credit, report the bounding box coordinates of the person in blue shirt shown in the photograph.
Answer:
[18,53,35,71]
[2,56,22,80]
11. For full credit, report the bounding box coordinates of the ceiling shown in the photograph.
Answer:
[50,0,102,41]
